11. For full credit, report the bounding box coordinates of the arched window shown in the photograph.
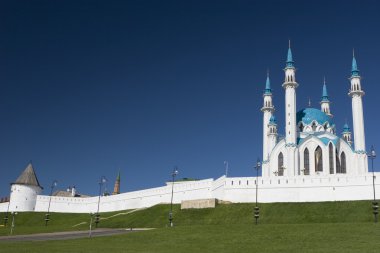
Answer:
[329,143,334,174]
[278,152,284,176]
[299,123,304,132]
[312,122,317,132]
[315,146,323,172]
[336,150,341,173]
[341,152,346,174]
[304,148,310,175]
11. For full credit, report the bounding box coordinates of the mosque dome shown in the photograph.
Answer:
[296,108,333,126]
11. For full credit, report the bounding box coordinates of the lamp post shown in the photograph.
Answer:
[3,195,10,227]
[95,176,107,228]
[45,180,58,226]
[368,145,378,223]
[254,158,261,225]
[169,167,178,227]
[10,212,17,235]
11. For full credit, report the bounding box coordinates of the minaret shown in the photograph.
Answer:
[112,171,121,195]
[320,78,332,117]
[342,123,352,146]
[348,52,366,153]
[267,115,278,155]
[282,42,298,146]
[261,72,274,161]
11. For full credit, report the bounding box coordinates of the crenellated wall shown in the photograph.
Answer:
[2,174,379,214]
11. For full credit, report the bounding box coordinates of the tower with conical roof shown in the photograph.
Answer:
[282,41,299,176]
[320,78,332,117]
[348,52,366,153]
[9,163,43,212]
[112,171,121,195]
[267,115,278,160]
[261,72,274,162]
[342,123,352,146]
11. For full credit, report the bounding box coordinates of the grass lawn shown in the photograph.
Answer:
[0,201,379,253]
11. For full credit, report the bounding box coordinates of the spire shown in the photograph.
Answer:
[351,49,360,77]
[286,40,294,68]
[264,70,271,94]
[343,123,350,133]
[269,115,277,125]
[321,78,329,101]
[112,170,121,195]
[13,163,42,188]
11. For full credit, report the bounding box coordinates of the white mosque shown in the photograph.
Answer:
[261,45,368,179]
[0,44,378,214]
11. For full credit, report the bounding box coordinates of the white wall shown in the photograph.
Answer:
[5,174,380,214]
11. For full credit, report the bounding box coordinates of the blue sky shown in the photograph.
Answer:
[0,0,379,197]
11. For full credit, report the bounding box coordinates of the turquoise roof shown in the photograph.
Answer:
[296,108,333,125]
[321,83,329,101]
[343,123,350,133]
[269,115,277,125]
[286,47,294,68]
[352,56,360,77]
[264,75,271,94]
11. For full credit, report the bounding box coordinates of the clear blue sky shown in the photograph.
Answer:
[0,0,379,197]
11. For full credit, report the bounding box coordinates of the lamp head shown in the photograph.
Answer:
[371,145,376,158]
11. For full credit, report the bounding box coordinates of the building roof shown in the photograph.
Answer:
[296,108,333,126]
[321,83,329,102]
[13,163,42,188]
[286,47,294,67]
[264,75,272,94]
[352,55,360,77]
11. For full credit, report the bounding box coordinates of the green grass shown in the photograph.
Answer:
[0,201,379,253]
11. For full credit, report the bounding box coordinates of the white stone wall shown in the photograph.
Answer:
[4,174,379,214]
[0,202,9,212]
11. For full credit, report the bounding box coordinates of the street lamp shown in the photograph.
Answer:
[254,158,261,225]
[368,145,378,223]
[45,180,58,226]
[169,167,178,227]
[3,195,10,227]
[95,176,107,228]
[10,212,17,235]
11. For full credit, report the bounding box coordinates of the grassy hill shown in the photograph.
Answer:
[0,201,375,235]
[0,201,379,253]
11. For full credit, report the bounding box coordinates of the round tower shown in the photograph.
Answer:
[342,123,352,146]
[282,42,298,146]
[261,73,274,162]
[320,79,332,117]
[267,115,278,156]
[9,163,43,212]
[348,52,366,153]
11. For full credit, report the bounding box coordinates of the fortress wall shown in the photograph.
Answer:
[0,202,9,212]
[222,174,378,203]
[31,173,379,214]
[34,178,214,213]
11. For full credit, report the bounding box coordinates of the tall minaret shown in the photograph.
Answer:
[267,115,278,155]
[348,52,366,153]
[342,123,352,146]
[320,78,332,117]
[261,73,274,161]
[282,42,298,146]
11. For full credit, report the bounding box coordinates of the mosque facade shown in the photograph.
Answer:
[262,46,368,178]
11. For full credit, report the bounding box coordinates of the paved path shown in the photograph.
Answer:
[0,228,151,242]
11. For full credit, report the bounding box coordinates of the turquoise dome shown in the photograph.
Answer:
[296,108,333,125]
